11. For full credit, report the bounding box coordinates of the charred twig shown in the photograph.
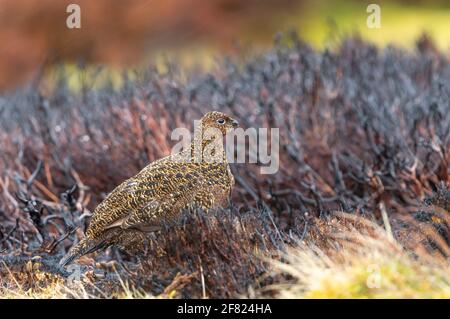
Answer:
[15,192,49,244]
[60,184,78,212]
[26,160,43,191]
[0,218,19,245]
[47,226,79,254]
[234,174,259,202]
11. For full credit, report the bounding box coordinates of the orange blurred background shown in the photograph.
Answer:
[0,0,299,91]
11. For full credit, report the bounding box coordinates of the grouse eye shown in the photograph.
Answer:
[217,118,225,125]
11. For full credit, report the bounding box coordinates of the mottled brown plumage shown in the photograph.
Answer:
[60,111,238,267]
[426,183,450,212]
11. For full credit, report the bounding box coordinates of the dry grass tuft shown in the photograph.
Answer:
[265,213,450,299]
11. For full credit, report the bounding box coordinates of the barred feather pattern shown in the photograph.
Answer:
[60,111,237,267]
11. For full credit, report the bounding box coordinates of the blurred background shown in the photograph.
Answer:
[0,0,449,92]
[1,0,449,299]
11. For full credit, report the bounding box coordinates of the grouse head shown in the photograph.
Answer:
[200,111,239,135]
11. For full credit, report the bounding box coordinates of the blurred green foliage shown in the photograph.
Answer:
[286,1,450,50]
[46,0,450,92]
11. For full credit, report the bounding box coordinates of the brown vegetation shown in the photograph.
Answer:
[0,34,449,298]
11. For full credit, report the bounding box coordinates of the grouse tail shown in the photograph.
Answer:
[59,237,108,267]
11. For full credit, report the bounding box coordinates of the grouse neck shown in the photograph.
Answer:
[188,127,228,164]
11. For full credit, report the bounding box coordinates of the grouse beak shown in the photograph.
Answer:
[231,119,239,128]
